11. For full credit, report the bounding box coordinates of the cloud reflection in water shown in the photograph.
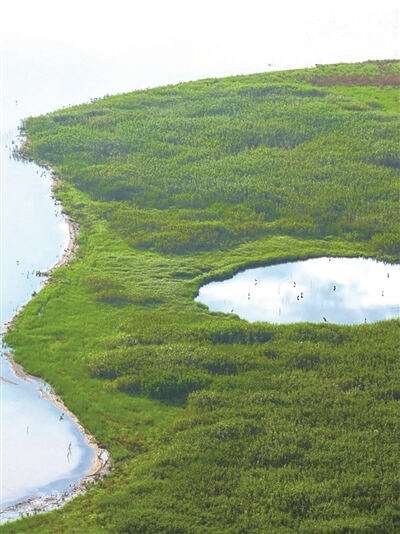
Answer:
[196,257,400,324]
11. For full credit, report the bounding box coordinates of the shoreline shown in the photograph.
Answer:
[1,354,110,522]
[0,353,110,522]
[1,150,110,523]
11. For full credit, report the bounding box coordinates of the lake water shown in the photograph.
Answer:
[1,0,399,522]
[196,257,400,324]
[0,131,97,521]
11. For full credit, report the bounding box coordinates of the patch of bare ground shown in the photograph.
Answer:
[310,74,400,87]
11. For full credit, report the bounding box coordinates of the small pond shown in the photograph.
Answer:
[196,257,400,325]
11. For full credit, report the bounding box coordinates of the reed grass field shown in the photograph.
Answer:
[3,60,400,533]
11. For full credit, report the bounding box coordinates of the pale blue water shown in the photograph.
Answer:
[196,257,400,325]
[0,41,157,521]
[0,123,96,520]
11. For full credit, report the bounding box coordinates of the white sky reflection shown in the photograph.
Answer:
[196,257,400,324]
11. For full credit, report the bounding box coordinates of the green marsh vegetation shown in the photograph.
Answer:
[3,60,400,532]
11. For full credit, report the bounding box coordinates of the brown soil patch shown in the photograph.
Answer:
[310,74,400,87]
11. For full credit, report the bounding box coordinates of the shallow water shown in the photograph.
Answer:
[0,132,96,519]
[196,257,400,325]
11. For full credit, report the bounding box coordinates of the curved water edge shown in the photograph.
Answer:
[196,256,400,325]
[0,135,109,523]
[1,356,110,522]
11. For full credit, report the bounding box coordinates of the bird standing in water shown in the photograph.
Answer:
[67,442,72,462]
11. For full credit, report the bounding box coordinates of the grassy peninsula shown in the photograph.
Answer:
[3,60,400,532]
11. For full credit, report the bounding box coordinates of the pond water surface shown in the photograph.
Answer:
[196,257,400,325]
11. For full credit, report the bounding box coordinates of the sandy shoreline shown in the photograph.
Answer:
[1,148,110,523]
[1,353,110,522]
